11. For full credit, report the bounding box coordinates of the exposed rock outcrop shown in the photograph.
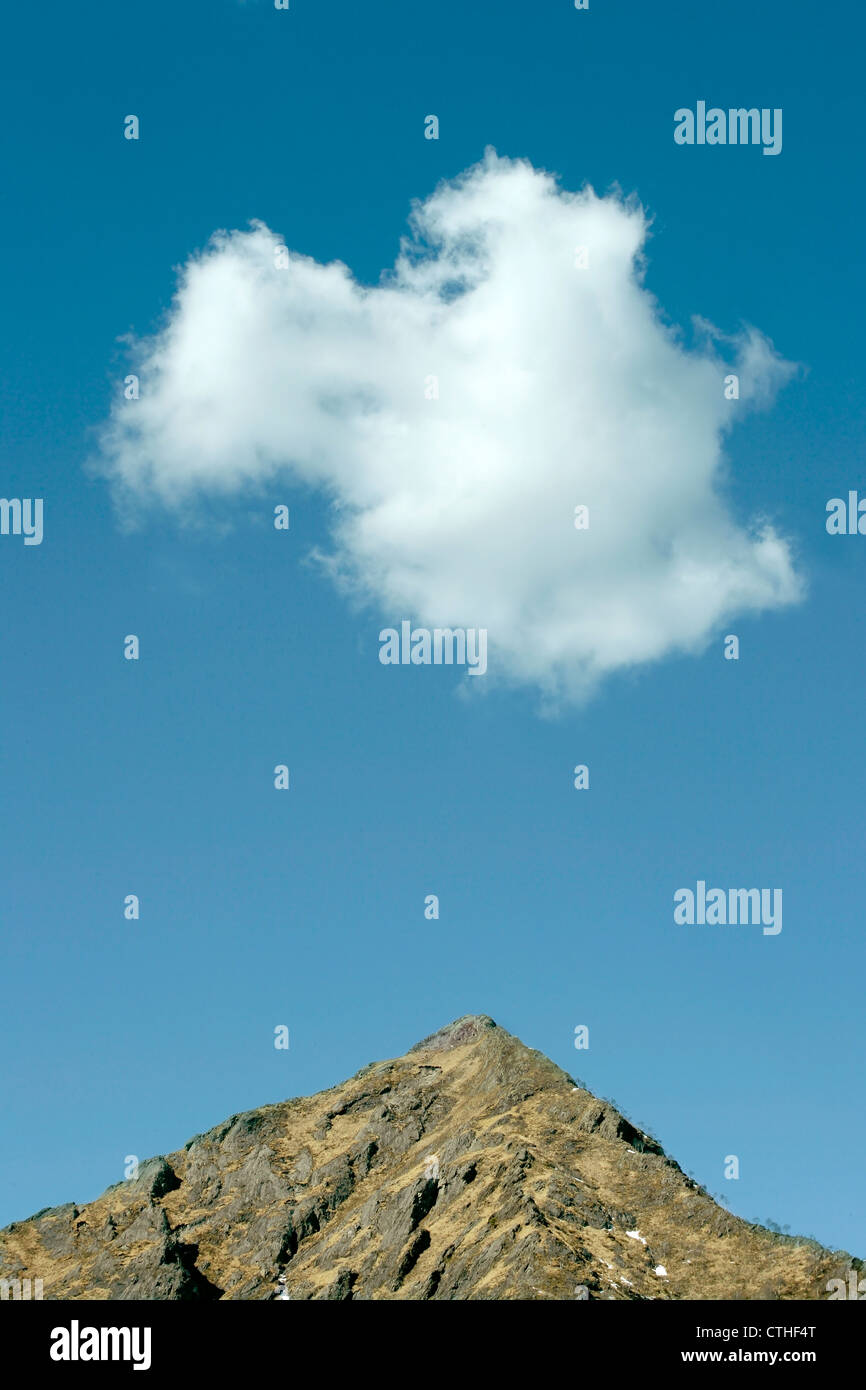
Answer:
[0,1016,858,1300]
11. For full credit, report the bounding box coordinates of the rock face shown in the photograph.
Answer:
[0,1015,859,1300]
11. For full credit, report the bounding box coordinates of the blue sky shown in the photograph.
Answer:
[2,0,865,1263]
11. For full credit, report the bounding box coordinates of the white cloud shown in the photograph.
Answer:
[97,150,803,704]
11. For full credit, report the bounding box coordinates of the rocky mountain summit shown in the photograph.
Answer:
[1,1014,858,1300]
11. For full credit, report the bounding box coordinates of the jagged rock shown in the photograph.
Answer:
[0,1015,858,1300]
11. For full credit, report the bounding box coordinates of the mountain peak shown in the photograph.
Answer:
[409,1014,499,1053]
[1,1017,858,1300]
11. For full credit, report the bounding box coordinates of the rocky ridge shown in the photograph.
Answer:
[0,1015,858,1300]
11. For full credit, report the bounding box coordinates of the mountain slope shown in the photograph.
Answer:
[0,1015,858,1300]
